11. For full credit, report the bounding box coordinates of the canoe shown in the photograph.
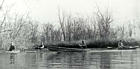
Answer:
[6,50,20,53]
[48,46,65,51]
[118,46,137,50]
[48,46,87,52]
[62,48,88,52]
[107,47,115,49]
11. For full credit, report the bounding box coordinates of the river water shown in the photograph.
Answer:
[0,48,140,69]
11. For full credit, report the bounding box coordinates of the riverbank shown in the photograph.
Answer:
[40,39,140,49]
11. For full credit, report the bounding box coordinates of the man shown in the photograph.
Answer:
[38,42,44,49]
[9,42,15,51]
[79,40,87,48]
[40,42,44,49]
[118,40,124,48]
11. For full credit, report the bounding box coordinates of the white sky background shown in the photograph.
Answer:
[1,0,139,25]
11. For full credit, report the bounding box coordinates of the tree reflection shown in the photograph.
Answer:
[46,51,87,69]
[100,52,111,69]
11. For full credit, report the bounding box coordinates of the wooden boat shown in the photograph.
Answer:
[63,48,88,52]
[118,46,137,50]
[6,50,20,53]
[48,46,87,52]
[107,47,115,49]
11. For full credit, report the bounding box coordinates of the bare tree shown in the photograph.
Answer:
[28,21,39,44]
[116,25,126,39]
[96,8,113,40]
[58,8,66,41]
[127,22,135,38]
[43,23,54,42]
[0,0,5,10]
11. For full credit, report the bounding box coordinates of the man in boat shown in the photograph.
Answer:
[79,40,87,48]
[40,42,44,49]
[9,42,15,51]
[38,42,44,49]
[118,40,124,48]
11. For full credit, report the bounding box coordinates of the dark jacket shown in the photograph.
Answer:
[9,45,15,51]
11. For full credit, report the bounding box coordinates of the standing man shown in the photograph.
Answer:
[9,42,15,51]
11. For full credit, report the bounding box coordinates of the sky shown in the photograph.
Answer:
[1,0,139,25]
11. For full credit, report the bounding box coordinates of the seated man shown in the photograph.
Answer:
[40,42,44,49]
[79,40,87,48]
[38,42,44,49]
[118,40,124,48]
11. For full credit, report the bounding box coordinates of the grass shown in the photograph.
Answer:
[33,39,140,49]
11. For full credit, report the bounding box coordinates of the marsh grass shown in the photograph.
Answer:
[41,39,140,49]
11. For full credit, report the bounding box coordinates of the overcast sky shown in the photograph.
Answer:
[1,0,140,25]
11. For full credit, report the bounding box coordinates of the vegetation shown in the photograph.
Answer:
[0,1,139,50]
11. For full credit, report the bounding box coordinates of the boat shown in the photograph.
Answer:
[107,46,115,49]
[48,45,87,52]
[63,48,88,52]
[6,50,20,53]
[118,46,137,50]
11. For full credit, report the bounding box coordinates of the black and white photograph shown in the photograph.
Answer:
[0,0,139,69]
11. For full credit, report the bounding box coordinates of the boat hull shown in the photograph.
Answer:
[6,50,20,53]
[118,46,137,50]
[48,46,87,52]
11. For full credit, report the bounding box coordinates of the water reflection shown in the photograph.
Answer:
[46,51,87,69]
[25,52,38,69]
[9,53,16,64]
[87,50,137,69]
[100,52,111,69]
[0,49,139,69]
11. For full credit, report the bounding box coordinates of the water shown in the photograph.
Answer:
[0,49,140,69]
